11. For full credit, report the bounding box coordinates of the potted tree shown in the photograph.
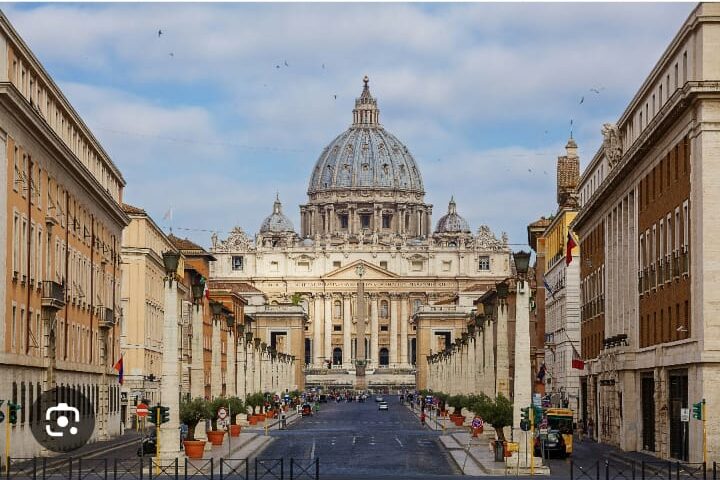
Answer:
[475,393,513,461]
[436,392,449,417]
[180,397,208,459]
[206,397,228,445]
[227,396,245,437]
[246,393,265,425]
[448,395,468,426]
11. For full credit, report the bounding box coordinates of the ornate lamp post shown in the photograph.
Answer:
[159,250,182,459]
[355,264,368,389]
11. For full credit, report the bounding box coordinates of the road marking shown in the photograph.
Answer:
[395,436,404,447]
[310,439,316,459]
[352,436,357,445]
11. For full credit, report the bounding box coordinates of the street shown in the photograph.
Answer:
[259,398,462,479]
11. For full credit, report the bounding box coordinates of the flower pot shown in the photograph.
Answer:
[207,430,225,446]
[248,416,258,425]
[183,440,206,459]
[229,424,241,437]
[266,410,274,419]
[450,415,465,426]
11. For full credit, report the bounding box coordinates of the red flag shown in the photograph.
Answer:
[571,345,584,370]
[566,231,577,266]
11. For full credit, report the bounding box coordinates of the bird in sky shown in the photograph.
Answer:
[333,94,337,100]
[284,61,289,67]
[168,52,174,58]
[322,63,325,69]
[158,29,163,37]
[579,96,585,104]
[590,87,605,94]
[275,65,281,69]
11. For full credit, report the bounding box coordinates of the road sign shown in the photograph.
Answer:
[217,407,228,420]
[136,403,149,418]
[471,417,483,429]
[681,408,690,422]
[539,427,549,435]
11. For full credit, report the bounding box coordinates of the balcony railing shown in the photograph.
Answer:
[99,307,115,329]
[673,252,680,278]
[682,248,690,274]
[41,280,66,310]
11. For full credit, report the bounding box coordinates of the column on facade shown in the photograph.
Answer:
[343,294,352,367]
[400,296,409,367]
[190,305,204,399]
[229,333,237,397]
[237,336,247,400]
[323,295,332,363]
[495,304,509,398]
[253,343,262,394]
[313,294,324,367]
[211,320,222,398]
[397,206,405,235]
[389,295,399,367]
[370,294,379,368]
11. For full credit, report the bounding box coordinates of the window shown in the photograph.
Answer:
[413,299,422,313]
[360,214,371,229]
[380,325,389,332]
[478,256,490,271]
[339,214,348,229]
[11,304,17,351]
[411,260,423,272]
[333,261,341,269]
[13,146,19,192]
[380,300,389,319]
[231,255,244,271]
[675,208,681,252]
[382,214,391,229]
[270,261,279,272]
[297,261,310,272]
[667,214,673,256]
[333,325,342,332]
[333,300,342,319]
[379,261,388,269]
[442,260,451,272]
[683,200,689,251]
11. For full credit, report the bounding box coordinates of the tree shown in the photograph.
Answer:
[180,397,207,441]
[472,393,513,442]
[448,394,468,415]
[246,392,264,414]
[227,396,245,425]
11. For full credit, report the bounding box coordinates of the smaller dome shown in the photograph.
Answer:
[435,197,470,234]
[260,195,295,234]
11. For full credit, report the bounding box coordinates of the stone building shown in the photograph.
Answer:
[0,12,128,460]
[573,3,720,461]
[537,140,582,414]
[210,77,511,390]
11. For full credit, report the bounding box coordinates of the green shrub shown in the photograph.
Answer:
[180,397,207,441]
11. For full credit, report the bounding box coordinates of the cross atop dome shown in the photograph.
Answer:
[353,75,380,127]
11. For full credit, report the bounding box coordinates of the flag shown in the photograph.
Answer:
[566,231,577,266]
[113,356,124,384]
[162,207,173,222]
[571,345,584,370]
[543,276,555,300]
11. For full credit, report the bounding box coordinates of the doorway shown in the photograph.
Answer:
[641,374,656,451]
[333,347,343,366]
[669,370,688,460]
[379,348,389,366]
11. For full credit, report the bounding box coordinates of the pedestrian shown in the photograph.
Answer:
[420,411,426,426]
[587,418,594,441]
[280,413,287,430]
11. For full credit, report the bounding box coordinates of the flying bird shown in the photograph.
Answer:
[168,52,174,57]
[590,87,605,94]
[275,65,281,69]
[158,29,163,37]
[284,61,289,67]
[322,63,325,69]
[579,96,584,104]
[333,94,337,100]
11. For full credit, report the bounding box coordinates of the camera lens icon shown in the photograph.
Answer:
[45,403,80,437]
[31,387,95,453]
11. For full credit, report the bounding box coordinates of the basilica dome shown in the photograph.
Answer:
[260,195,295,234]
[307,77,424,195]
[435,197,470,234]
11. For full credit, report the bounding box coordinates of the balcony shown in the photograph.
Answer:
[41,281,66,311]
[673,252,680,278]
[681,248,690,275]
[99,307,115,329]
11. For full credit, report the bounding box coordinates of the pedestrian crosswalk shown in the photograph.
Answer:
[302,420,405,425]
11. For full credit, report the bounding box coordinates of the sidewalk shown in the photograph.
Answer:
[242,409,301,433]
[404,402,466,433]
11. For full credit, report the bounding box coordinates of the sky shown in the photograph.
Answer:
[2,2,696,249]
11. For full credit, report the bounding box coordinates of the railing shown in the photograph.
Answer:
[673,252,681,278]
[682,249,690,274]
[41,280,66,310]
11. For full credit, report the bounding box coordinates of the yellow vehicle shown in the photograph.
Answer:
[545,408,574,455]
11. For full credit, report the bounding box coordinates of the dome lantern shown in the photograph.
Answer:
[352,75,380,127]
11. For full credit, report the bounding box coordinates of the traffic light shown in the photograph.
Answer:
[148,406,159,425]
[692,400,705,420]
[160,405,170,424]
[8,402,21,425]
[520,407,530,431]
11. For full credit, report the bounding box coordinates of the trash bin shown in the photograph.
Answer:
[494,441,505,462]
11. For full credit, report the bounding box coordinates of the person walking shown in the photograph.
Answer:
[587,418,595,441]
[420,411,426,426]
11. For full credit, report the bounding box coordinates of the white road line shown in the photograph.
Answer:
[352,436,357,445]
[310,439,316,459]
[395,436,404,447]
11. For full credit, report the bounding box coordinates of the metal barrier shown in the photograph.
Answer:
[675,462,706,480]
[605,459,636,480]
[289,458,318,480]
[113,458,145,480]
[219,459,249,480]
[183,459,214,480]
[6,457,37,480]
[149,459,178,479]
[254,459,283,480]
[571,460,601,480]
[643,461,673,480]
[42,457,72,480]
[77,457,108,480]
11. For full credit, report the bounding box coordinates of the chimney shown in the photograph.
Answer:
[557,138,580,208]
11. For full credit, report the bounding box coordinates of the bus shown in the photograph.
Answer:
[545,408,574,455]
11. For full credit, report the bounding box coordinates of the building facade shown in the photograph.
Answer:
[0,12,128,459]
[210,77,511,390]
[574,3,720,461]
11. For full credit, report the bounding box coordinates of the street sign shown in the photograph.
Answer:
[539,427,549,435]
[681,408,690,422]
[218,407,228,420]
[136,403,149,418]
[471,417,483,429]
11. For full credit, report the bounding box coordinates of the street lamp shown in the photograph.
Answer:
[513,250,531,280]
[210,300,223,319]
[191,278,205,304]
[162,251,180,284]
[226,314,235,328]
[495,281,509,300]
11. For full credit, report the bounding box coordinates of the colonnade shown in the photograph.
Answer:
[309,292,416,369]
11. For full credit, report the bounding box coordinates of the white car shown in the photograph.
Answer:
[378,401,389,411]
[375,396,384,402]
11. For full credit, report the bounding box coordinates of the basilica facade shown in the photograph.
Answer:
[209,77,511,389]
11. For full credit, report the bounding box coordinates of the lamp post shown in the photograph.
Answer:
[159,251,182,459]
[355,265,368,389]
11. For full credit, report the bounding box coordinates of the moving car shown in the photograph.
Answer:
[375,396,384,402]
[378,401,389,411]
[534,431,566,459]
[137,436,157,456]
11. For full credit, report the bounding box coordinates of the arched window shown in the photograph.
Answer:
[333,300,342,319]
[333,347,343,366]
[380,300,389,319]
[379,348,389,366]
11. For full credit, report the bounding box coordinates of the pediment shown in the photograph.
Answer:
[323,259,399,280]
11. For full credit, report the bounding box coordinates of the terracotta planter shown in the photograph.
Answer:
[265,410,274,419]
[248,416,258,425]
[440,410,448,417]
[207,430,225,446]
[229,424,241,437]
[450,415,465,426]
[183,440,206,459]
[254,414,267,423]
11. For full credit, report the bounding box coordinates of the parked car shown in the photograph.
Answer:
[378,401,389,411]
[534,431,566,458]
[137,436,157,456]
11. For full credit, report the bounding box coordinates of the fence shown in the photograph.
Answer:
[571,460,711,480]
[5,456,319,480]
